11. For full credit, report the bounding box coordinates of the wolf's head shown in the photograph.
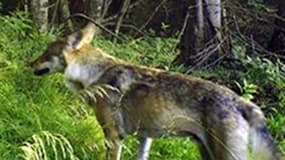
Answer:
[30,23,96,76]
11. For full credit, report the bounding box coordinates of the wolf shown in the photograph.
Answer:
[30,23,283,160]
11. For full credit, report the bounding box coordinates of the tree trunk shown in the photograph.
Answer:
[204,0,223,62]
[49,0,73,32]
[173,0,222,68]
[267,0,285,61]
[196,0,205,49]
[88,0,104,21]
[173,1,197,66]
[59,0,73,32]
[30,0,49,31]
[205,0,221,40]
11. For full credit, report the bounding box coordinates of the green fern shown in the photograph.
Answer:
[19,131,78,160]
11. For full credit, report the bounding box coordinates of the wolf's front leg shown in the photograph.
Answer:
[137,137,153,160]
[105,139,122,160]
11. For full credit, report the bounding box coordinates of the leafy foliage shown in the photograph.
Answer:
[235,79,258,100]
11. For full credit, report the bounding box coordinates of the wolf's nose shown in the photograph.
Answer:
[34,68,50,76]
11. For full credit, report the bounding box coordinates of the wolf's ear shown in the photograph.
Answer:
[66,23,96,51]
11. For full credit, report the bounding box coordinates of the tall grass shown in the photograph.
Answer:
[19,131,77,160]
[0,12,105,160]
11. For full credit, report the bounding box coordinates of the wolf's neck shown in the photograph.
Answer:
[64,55,117,90]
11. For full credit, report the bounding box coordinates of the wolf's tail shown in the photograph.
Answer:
[246,104,283,160]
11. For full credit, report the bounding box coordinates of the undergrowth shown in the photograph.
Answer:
[0,12,105,160]
[0,12,284,159]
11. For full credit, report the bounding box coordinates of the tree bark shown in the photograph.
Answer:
[59,0,73,32]
[115,0,131,36]
[204,0,221,40]
[88,0,104,21]
[204,0,223,61]
[196,0,205,49]
[30,0,49,31]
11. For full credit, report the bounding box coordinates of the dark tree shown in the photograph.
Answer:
[268,0,285,62]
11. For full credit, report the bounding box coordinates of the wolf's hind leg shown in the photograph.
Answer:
[137,137,153,160]
[207,114,249,160]
[196,140,214,160]
[105,138,122,160]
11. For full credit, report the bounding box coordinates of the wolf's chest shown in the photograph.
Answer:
[64,63,102,91]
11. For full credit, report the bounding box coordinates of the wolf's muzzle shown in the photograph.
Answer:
[34,68,50,76]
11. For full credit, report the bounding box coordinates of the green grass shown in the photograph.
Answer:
[0,12,105,160]
[0,12,284,160]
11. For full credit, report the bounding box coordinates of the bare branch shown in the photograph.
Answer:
[68,13,125,42]
[114,0,131,39]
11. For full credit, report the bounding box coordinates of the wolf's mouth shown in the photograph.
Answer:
[34,68,50,76]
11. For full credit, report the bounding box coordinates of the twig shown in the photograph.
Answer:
[186,36,227,72]
[129,0,144,10]
[102,14,119,24]
[50,0,60,32]
[101,0,112,19]
[235,33,285,60]
[67,13,126,42]
[174,5,192,50]
[250,34,256,54]
[114,0,131,41]
[105,22,144,36]
[224,2,285,33]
